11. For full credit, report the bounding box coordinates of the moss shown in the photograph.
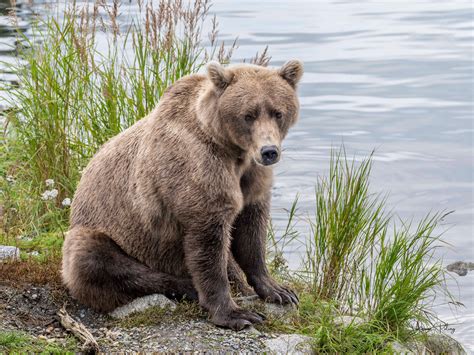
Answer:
[113,301,206,328]
[0,255,63,287]
[17,232,65,253]
[0,330,77,353]
[254,294,400,353]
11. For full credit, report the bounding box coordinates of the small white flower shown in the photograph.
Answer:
[17,235,33,241]
[6,175,14,183]
[41,189,59,201]
[62,197,71,207]
[49,189,58,198]
[45,179,55,187]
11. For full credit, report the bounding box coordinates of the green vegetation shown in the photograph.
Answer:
[0,1,454,354]
[1,0,236,242]
[110,150,452,352]
[264,149,452,352]
[0,330,77,353]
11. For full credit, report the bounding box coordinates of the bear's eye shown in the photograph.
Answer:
[274,111,283,119]
[245,114,255,122]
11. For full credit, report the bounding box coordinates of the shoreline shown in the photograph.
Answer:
[0,282,467,353]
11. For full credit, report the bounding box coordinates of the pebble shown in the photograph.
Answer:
[446,261,474,276]
[0,246,20,261]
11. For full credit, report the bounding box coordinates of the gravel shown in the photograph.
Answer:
[0,285,467,353]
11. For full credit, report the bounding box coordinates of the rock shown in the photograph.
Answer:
[425,333,466,355]
[389,341,415,354]
[242,326,261,336]
[264,302,298,319]
[446,261,474,276]
[263,334,314,354]
[389,333,465,354]
[236,295,297,322]
[0,246,20,261]
[110,294,176,319]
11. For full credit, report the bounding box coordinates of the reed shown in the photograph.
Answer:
[1,0,236,236]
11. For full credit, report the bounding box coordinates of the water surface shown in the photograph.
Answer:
[210,0,473,349]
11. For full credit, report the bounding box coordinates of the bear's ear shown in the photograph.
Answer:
[207,61,233,90]
[278,60,303,88]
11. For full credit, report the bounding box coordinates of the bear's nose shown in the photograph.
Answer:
[261,145,280,166]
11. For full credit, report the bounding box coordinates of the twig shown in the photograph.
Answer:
[57,305,100,353]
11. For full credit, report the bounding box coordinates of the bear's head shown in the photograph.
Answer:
[197,60,303,166]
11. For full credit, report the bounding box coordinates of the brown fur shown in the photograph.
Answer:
[62,60,303,330]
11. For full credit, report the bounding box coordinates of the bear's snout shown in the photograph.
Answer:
[260,145,280,166]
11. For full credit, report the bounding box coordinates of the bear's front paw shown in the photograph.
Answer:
[253,277,299,306]
[211,307,265,331]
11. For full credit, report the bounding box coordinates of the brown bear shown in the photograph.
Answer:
[62,60,303,330]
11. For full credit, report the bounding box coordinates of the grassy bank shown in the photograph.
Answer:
[0,1,455,353]
[1,0,237,241]
[264,150,452,352]
[0,330,77,353]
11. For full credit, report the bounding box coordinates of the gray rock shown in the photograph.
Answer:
[389,341,415,354]
[389,333,466,354]
[0,246,20,261]
[110,294,176,319]
[264,302,298,319]
[236,295,297,322]
[425,333,467,355]
[264,334,314,354]
[447,261,474,276]
[242,326,262,336]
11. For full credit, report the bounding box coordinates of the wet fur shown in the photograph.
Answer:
[62,61,303,330]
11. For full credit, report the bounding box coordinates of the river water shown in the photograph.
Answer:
[210,0,473,349]
[1,0,473,350]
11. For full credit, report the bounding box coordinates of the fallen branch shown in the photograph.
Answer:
[57,305,100,353]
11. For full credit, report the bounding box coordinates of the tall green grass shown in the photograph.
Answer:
[264,149,453,351]
[305,150,450,332]
[1,0,235,237]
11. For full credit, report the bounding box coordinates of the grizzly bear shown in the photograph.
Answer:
[62,60,303,330]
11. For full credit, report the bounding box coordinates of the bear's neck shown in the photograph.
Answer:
[195,86,251,171]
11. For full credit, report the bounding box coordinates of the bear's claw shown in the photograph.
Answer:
[252,276,299,306]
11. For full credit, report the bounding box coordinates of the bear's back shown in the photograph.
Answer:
[69,74,209,251]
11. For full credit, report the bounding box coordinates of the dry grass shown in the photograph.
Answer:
[0,255,62,287]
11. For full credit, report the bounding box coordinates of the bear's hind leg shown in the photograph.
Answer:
[62,226,197,312]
